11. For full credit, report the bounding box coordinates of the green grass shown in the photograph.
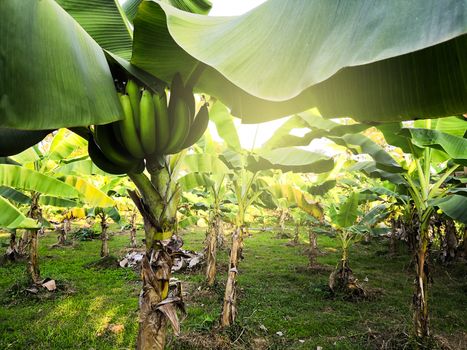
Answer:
[0,226,465,349]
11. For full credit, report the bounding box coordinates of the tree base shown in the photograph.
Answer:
[329,259,366,299]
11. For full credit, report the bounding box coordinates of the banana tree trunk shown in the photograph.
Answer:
[205,214,220,286]
[57,218,70,245]
[308,229,318,267]
[216,215,225,249]
[279,209,286,236]
[27,193,41,284]
[293,224,299,244]
[221,226,243,327]
[129,170,183,350]
[17,230,29,256]
[389,217,397,256]
[100,216,109,258]
[413,226,430,340]
[130,212,137,248]
[5,229,19,261]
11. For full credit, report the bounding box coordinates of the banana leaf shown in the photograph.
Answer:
[247,147,334,174]
[58,175,115,207]
[132,0,466,122]
[0,0,122,130]
[55,159,109,176]
[181,154,230,175]
[0,164,78,198]
[336,192,360,228]
[209,101,241,151]
[399,128,467,166]
[0,196,39,229]
[48,129,87,161]
[0,129,52,157]
[39,196,78,208]
[430,195,467,224]
[348,161,406,185]
[0,186,31,205]
[269,184,323,219]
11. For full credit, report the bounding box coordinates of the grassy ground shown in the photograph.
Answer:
[0,225,465,349]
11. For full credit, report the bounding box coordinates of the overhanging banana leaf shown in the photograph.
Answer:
[56,0,133,60]
[39,196,78,208]
[0,186,31,205]
[55,159,109,176]
[124,0,212,24]
[0,196,39,229]
[48,129,87,161]
[329,134,403,173]
[132,0,466,122]
[178,173,214,191]
[181,154,230,175]
[209,101,241,151]
[349,161,406,185]
[0,165,78,198]
[0,129,52,157]
[431,195,467,224]
[400,128,467,166]
[414,116,467,137]
[359,204,390,226]
[248,148,334,174]
[269,184,323,219]
[0,0,122,130]
[59,175,115,207]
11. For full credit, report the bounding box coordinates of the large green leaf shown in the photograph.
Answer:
[248,148,334,174]
[39,196,78,208]
[0,186,31,205]
[269,184,323,219]
[55,159,110,176]
[132,0,466,122]
[56,0,133,60]
[0,129,52,157]
[178,173,213,191]
[0,165,78,198]
[48,129,87,161]
[400,128,467,166]
[0,197,39,229]
[336,192,359,228]
[331,134,402,173]
[209,101,241,151]
[414,117,467,138]
[0,0,122,130]
[431,195,467,224]
[181,154,230,175]
[59,175,115,207]
[349,161,406,185]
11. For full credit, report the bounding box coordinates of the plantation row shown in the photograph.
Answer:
[1,0,466,349]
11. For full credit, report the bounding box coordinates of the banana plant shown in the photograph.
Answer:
[208,101,333,327]
[0,130,114,283]
[86,206,121,258]
[178,148,230,286]
[279,112,467,340]
[2,1,466,348]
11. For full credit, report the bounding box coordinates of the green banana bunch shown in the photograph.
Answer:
[88,133,144,175]
[88,76,210,173]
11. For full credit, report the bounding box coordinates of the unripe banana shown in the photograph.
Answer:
[139,90,157,155]
[88,135,127,175]
[118,94,145,159]
[153,91,170,153]
[94,123,140,169]
[164,98,191,154]
[181,103,209,149]
[125,80,141,131]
